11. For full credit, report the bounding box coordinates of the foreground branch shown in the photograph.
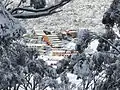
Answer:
[92,32,120,54]
[13,10,61,18]
[11,0,72,18]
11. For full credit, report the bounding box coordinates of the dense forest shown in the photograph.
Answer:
[0,0,120,90]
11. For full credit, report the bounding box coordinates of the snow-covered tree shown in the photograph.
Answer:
[0,0,72,90]
[2,0,120,90]
[54,0,120,90]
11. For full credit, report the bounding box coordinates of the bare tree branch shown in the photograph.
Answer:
[17,0,23,8]
[10,0,72,18]
[13,10,62,18]
[3,0,13,8]
[11,0,70,13]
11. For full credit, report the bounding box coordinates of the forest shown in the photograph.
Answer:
[0,0,120,90]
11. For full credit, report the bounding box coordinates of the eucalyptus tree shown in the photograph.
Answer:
[0,0,72,90]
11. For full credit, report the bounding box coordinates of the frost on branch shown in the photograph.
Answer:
[76,29,93,53]
[0,2,26,41]
[102,0,120,31]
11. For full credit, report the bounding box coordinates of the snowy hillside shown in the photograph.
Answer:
[20,0,113,34]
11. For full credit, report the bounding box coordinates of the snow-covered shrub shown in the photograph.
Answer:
[76,29,93,53]
[2,0,120,90]
[0,2,26,40]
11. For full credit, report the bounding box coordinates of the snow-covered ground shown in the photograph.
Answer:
[19,0,115,90]
[20,0,113,34]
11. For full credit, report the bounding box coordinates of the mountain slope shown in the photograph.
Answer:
[21,0,113,34]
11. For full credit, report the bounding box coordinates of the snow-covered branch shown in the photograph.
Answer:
[5,0,72,19]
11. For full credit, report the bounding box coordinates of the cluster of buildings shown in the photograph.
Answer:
[24,29,78,58]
